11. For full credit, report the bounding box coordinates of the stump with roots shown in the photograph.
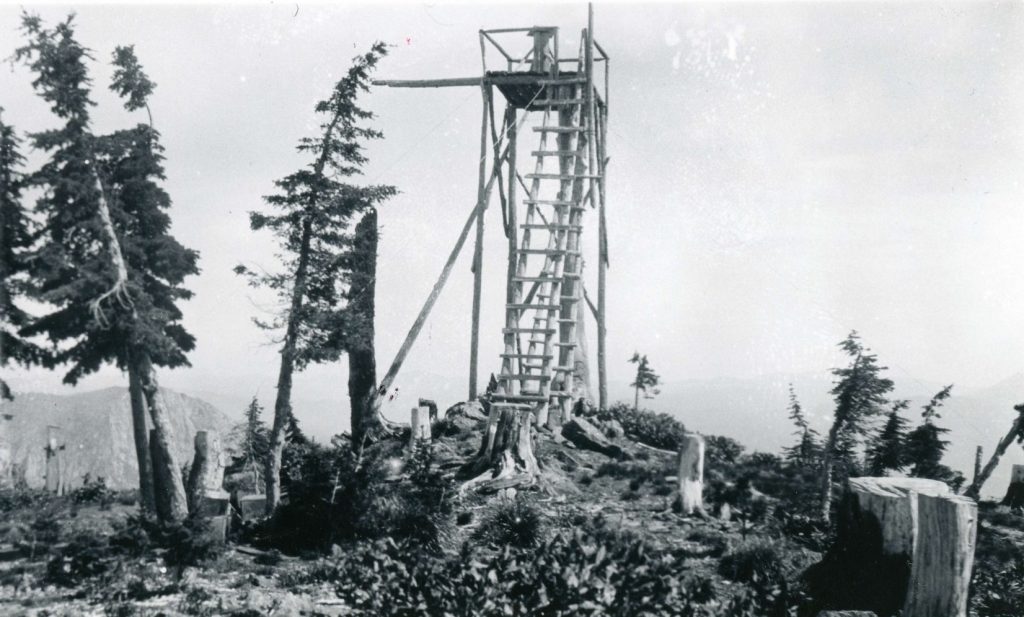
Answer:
[675,434,705,516]
[464,404,539,493]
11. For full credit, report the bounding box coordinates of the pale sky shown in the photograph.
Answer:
[2,2,1023,430]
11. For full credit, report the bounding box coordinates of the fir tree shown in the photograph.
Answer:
[906,384,960,485]
[15,15,198,521]
[820,331,894,521]
[236,42,396,512]
[0,109,43,400]
[230,397,270,490]
[866,400,910,476]
[783,384,821,469]
[628,352,661,412]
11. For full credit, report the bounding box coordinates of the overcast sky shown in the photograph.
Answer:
[2,2,1023,426]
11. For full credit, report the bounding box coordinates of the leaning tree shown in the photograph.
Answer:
[15,14,199,521]
[236,42,396,513]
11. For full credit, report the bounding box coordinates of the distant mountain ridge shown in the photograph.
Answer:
[0,387,233,490]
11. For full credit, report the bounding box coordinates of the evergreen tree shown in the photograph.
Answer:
[0,109,43,400]
[15,15,198,521]
[783,384,821,469]
[628,352,661,412]
[906,384,960,486]
[866,400,910,476]
[236,42,396,513]
[229,397,270,490]
[820,331,894,521]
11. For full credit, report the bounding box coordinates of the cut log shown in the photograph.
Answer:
[903,492,976,617]
[845,477,950,556]
[676,434,705,516]
[1002,464,1024,509]
[561,417,622,458]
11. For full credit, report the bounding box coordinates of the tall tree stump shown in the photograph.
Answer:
[409,406,432,448]
[466,405,538,493]
[44,426,61,494]
[1001,464,1024,509]
[186,431,226,515]
[676,434,705,515]
[811,477,974,617]
[904,492,976,617]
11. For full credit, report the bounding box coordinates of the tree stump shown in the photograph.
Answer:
[1001,464,1024,509]
[676,434,705,515]
[903,492,976,617]
[409,406,432,448]
[186,431,226,516]
[810,477,974,617]
[466,405,538,493]
[44,426,61,494]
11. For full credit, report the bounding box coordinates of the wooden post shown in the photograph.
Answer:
[410,407,422,449]
[973,446,983,485]
[469,85,492,401]
[44,426,60,494]
[594,64,609,412]
[502,105,520,398]
[676,434,705,515]
[904,493,977,617]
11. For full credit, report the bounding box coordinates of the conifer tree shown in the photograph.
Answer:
[866,399,910,476]
[783,384,821,469]
[15,15,198,521]
[230,397,270,490]
[819,331,894,521]
[0,109,43,400]
[236,42,396,512]
[906,384,959,485]
[628,352,661,412]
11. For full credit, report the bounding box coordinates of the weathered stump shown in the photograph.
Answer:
[1001,464,1024,509]
[186,431,225,515]
[466,405,538,493]
[904,492,976,617]
[676,434,705,515]
[45,426,61,494]
[409,406,432,448]
[810,477,975,617]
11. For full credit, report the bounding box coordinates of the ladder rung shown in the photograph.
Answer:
[514,276,563,283]
[533,127,589,133]
[556,318,577,323]
[536,77,587,85]
[521,224,582,231]
[531,151,582,157]
[517,248,580,255]
[492,402,536,410]
[525,173,601,180]
[554,342,576,348]
[492,394,548,403]
[523,199,576,206]
[533,99,586,106]
[552,366,575,372]
[559,296,580,303]
[500,353,551,360]
[499,374,552,381]
[506,303,560,310]
[503,327,556,335]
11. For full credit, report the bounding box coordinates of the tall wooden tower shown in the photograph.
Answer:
[373,8,609,431]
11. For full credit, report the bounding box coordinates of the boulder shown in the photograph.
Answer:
[561,417,623,458]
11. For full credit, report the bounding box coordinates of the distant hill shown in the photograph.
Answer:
[0,387,233,490]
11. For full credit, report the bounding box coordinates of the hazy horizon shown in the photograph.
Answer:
[2,3,1023,434]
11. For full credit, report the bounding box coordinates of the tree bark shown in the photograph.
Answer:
[133,349,188,522]
[186,431,224,516]
[128,364,156,515]
[467,406,539,493]
[820,421,841,522]
[904,492,977,617]
[349,209,380,444]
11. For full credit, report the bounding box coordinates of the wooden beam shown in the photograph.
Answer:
[372,77,482,89]
[469,85,491,400]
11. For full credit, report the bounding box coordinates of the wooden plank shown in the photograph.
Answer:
[532,98,586,106]
[372,77,482,88]
[503,327,556,334]
[521,223,582,231]
[506,303,560,310]
[499,374,552,381]
[530,151,580,157]
[525,173,601,180]
[533,126,588,133]
[469,85,491,400]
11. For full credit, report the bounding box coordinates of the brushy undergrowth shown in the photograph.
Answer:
[473,497,546,549]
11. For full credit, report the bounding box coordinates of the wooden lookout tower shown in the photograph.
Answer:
[373,7,609,433]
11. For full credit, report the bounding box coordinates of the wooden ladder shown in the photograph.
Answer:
[493,72,597,428]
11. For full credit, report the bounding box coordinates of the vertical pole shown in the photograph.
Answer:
[503,106,520,394]
[586,3,609,411]
[469,85,491,400]
[973,446,983,485]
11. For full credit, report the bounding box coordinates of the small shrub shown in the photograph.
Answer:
[71,473,113,507]
[598,402,687,450]
[47,533,111,586]
[719,538,788,586]
[474,497,545,549]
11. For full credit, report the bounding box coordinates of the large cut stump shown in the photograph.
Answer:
[466,405,538,493]
[903,492,977,617]
[185,431,229,541]
[808,477,975,617]
[561,417,623,458]
[1002,464,1024,509]
[676,434,705,515]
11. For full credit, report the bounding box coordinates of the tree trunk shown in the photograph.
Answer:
[349,209,380,444]
[186,431,224,515]
[965,409,1024,499]
[633,385,639,413]
[904,492,977,617]
[132,349,188,522]
[820,422,841,522]
[128,364,156,515]
[677,434,705,515]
